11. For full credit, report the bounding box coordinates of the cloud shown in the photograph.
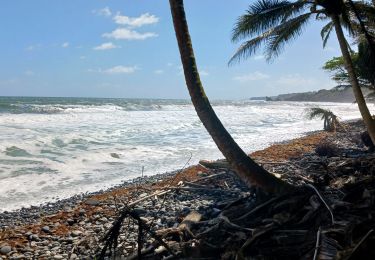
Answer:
[102,28,157,40]
[200,70,209,76]
[113,13,159,27]
[25,44,42,51]
[104,66,137,74]
[154,69,164,74]
[62,42,69,48]
[93,42,119,50]
[24,70,35,76]
[253,55,264,60]
[80,56,86,60]
[233,71,270,82]
[93,7,112,17]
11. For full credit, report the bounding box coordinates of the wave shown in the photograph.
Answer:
[0,96,353,115]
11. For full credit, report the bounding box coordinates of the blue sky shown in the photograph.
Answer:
[0,0,343,99]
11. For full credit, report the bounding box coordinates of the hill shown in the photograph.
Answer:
[251,88,373,102]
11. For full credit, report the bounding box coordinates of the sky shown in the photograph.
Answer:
[0,0,344,99]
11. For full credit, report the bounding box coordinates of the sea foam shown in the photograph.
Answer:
[0,97,372,211]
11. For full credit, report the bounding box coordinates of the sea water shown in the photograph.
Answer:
[0,96,371,211]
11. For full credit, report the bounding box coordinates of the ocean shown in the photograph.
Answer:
[0,96,371,211]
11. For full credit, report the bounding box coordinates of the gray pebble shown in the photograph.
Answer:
[85,199,100,206]
[0,245,11,254]
[41,225,50,233]
[71,230,83,237]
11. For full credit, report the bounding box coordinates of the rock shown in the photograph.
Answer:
[30,235,40,242]
[41,226,50,233]
[70,253,78,259]
[0,246,11,254]
[53,255,63,259]
[67,218,75,226]
[110,153,120,159]
[85,199,100,206]
[99,217,108,223]
[133,207,147,215]
[71,230,83,237]
[79,209,86,216]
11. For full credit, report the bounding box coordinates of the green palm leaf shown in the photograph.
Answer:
[321,21,334,48]
[265,12,312,60]
[231,0,308,42]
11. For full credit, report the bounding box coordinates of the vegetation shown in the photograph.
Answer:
[322,51,375,99]
[168,0,294,195]
[307,107,340,132]
[229,0,375,144]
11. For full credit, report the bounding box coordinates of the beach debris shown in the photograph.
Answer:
[1,120,374,259]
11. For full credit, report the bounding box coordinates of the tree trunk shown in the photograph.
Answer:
[168,0,294,195]
[332,15,375,144]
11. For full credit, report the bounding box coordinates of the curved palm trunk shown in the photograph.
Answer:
[332,15,375,144]
[169,0,294,195]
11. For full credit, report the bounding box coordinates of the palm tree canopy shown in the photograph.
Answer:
[229,0,370,64]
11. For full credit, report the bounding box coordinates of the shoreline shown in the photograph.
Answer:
[0,127,330,219]
[0,120,367,259]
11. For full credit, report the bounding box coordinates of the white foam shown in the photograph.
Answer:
[0,100,372,211]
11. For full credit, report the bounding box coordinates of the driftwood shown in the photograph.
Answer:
[99,125,375,260]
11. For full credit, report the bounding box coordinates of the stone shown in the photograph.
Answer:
[79,209,86,216]
[67,218,75,226]
[0,246,11,254]
[41,226,50,233]
[53,255,63,259]
[132,207,147,215]
[30,234,40,242]
[85,199,100,206]
[71,230,82,237]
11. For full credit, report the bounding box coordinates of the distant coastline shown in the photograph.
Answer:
[251,87,373,103]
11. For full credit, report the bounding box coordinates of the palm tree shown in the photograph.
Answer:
[169,0,294,195]
[307,107,340,131]
[230,0,375,144]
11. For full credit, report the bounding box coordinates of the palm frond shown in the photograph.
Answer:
[232,0,308,42]
[340,6,356,37]
[321,21,334,48]
[307,107,333,120]
[229,29,272,65]
[265,12,312,60]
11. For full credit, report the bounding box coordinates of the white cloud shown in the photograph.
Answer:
[200,70,209,76]
[104,66,137,74]
[24,70,35,76]
[253,55,264,60]
[113,13,159,27]
[93,42,119,50]
[233,71,270,82]
[93,7,112,17]
[154,69,164,74]
[25,44,42,51]
[62,42,69,48]
[102,28,157,40]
